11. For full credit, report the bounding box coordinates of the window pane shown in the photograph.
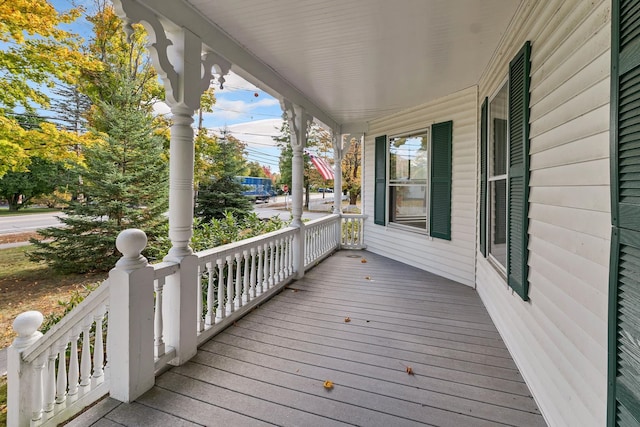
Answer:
[489,179,507,266]
[490,84,508,177]
[389,135,428,182]
[389,185,427,229]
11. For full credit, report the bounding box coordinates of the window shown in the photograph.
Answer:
[388,132,429,230]
[479,41,530,301]
[488,82,508,269]
[374,121,452,239]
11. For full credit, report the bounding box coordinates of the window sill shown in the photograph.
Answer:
[387,222,430,236]
[486,254,507,283]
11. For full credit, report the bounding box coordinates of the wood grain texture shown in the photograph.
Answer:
[88,251,544,426]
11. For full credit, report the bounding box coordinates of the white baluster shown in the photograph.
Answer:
[249,247,257,298]
[288,235,293,276]
[242,250,250,304]
[154,277,166,358]
[205,262,215,326]
[196,265,204,333]
[262,243,269,290]
[256,245,264,295]
[93,306,105,380]
[79,317,92,387]
[279,238,285,281]
[56,340,68,404]
[32,356,46,421]
[44,350,56,412]
[226,255,235,314]
[274,239,281,284]
[269,241,276,287]
[351,218,355,246]
[216,258,225,321]
[235,253,243,308]
[68,329,80,397]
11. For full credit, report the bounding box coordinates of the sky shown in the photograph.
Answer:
[48,0,286,172]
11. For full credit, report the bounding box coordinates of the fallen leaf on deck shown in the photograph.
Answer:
[364,276,371,280]
[361,258,367,263]
[323,380,334,389]
[344,317,351,323]
[406,366,414,375]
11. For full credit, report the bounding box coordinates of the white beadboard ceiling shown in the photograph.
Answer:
[157,0,522,128]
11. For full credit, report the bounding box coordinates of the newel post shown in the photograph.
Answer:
[108,229,155,402]
[8,311,44,426]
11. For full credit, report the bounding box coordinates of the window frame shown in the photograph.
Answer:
[386,128,431,234]
[487,78,509,274]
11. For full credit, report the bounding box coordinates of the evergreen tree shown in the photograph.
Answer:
[195,130,252,221]
[29,82,169,272]
[51,83,91,134]
[28,4,169,273]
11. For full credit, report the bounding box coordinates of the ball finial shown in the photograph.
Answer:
[116,228,147,259]
[13,311,44,338]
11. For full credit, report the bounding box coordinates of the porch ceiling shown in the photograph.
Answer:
[143,0,522,128]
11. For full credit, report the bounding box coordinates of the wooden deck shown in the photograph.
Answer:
[69,250,546,426]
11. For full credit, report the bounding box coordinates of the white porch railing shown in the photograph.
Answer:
[193,226,297,345]
[340,214,366,249]
[7,280,109,426]
[8,213,364,426]
[304,214,341,268]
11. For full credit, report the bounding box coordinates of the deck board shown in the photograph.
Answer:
[88,250,546,426]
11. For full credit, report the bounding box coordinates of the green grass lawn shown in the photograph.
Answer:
[0,375,6,425]
[0,207,61,216]
[0,246,106,349]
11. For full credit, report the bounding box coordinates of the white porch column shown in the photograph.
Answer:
[113,0,231,365]
[333,132,345,214]
[282,100,311,277]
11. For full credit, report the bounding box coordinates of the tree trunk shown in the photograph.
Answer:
[8,194,20,211]
[349,192,358,205]
[305,182,310,209]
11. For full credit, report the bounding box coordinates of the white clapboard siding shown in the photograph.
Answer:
[476,0,610,426]
[363,86,477,287]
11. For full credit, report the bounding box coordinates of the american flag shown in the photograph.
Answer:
[307,153,334,180]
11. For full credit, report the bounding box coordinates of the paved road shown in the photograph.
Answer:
[0,193,339,235]
[0,212,64,235]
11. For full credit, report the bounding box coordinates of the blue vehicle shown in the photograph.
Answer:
[238,176,276,202]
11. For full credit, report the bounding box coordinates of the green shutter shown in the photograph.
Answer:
[480,98,488,256]
[609,1,640,424]
[430,121,453,240]
[507,41,531,301]
[374,135,387,226]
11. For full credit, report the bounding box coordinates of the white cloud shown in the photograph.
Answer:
[209,118,283,147]
[213,71,260,94]
[152,101,171,115]
[205,97,280,121]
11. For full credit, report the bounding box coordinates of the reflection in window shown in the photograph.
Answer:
[489,82,508,268]
[388,133,428,229]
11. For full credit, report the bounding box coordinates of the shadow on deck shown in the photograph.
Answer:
[69,250,546,426]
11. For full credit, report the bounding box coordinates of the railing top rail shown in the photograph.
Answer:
[195,226,298,260]
[304,214,340,227]
[153,261,179,279]
[22,278,110,363]
[340,213,367,218]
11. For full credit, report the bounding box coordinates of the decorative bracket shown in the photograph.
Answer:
[112,0,231,112]
[202,51,231,92]
[281,99,312,150]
